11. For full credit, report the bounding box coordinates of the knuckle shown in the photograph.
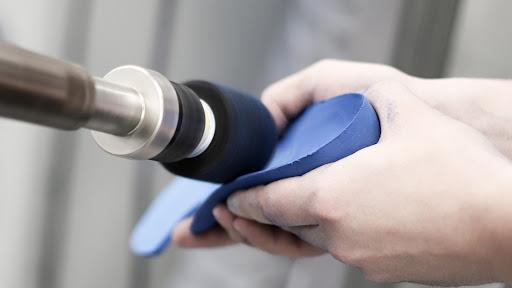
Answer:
[310,58,339,71]
[258,177,305,225]
[251,186,268,210]
[366,80,404,96]
[309,198,337,223]
[257,184,285,224]
[257,189,277,221]
[302,180,330,219]
[302,182,320,207]
[307,183,344,224]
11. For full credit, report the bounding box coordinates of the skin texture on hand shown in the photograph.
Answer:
[173,60,512,284]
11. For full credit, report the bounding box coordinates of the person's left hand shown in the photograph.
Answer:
[173,205,323,257]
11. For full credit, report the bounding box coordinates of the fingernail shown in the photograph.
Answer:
[212,207,221,219]
[226,195,239,214]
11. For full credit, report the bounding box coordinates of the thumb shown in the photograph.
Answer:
[261,72,314,132]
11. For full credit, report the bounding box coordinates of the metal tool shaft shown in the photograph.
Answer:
[88,77,143,135]
[0,44,143,135]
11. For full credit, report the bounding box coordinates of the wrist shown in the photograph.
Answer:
[411,78,478,119]
[413,78,512,159]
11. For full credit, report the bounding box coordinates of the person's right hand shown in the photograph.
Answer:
[261,60,512,158]
[226,82,512,284]
[173,59,512,255]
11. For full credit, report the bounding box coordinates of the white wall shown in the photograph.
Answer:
[447,0,512,77]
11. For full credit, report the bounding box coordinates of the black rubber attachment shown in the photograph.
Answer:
[162,81,278,183]
[151,82,205,162]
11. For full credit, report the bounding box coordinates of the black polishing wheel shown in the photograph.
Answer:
[162,81,278,183]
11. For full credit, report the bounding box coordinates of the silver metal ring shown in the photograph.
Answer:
[187,100,216,158]
[91,65,179,160]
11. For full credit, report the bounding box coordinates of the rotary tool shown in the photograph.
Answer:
[0,44,277,182]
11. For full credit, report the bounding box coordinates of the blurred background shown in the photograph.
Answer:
[0,0,511,287]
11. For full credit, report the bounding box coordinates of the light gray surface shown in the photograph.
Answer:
[0,1,69,288]
[446,0,512,77]
[0,0,511,288]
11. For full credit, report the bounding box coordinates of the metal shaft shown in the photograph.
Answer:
[88,77,143,135]
[0,44,144,136]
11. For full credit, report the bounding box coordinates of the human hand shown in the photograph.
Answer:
[227,81,512,284]
[173,204,323,256]
[173,60,512,274]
